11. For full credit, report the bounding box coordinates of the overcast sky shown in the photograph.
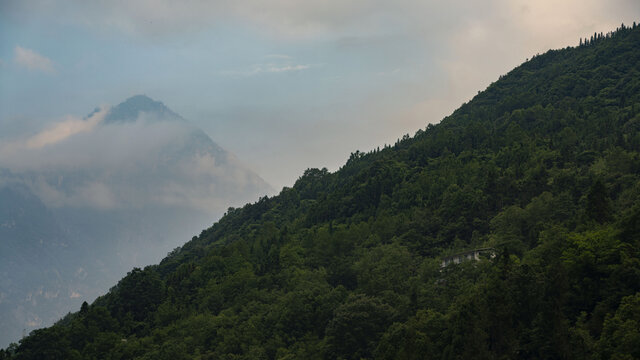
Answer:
[1,0,639,191]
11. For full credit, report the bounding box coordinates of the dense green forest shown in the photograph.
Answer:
[3,24,640,359]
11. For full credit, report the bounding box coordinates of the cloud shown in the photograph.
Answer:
[0,108,107,159]
[222,63,312,76]
[265,54,292,60]
[5,0,638,192]
[14,46,56,74]
[12,0,639,40]
[26,109,106,149]
[267,64,310,73]
[0,109,270,213]
[0,109,183,172]
[222,55,314,77]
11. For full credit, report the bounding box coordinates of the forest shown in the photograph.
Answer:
[2,24,640,359]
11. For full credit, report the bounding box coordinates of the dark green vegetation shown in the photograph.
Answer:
[3,24,640,359]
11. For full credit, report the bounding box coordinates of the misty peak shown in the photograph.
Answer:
[104,95,183,124]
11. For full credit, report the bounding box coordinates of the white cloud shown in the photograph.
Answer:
[265,54,292,60]
[0,113,189,172]
[221,54,315,77]
[14,46,56,74]
[266,64,310,73]
[0,107,107,159]
[26,108,107,149]
[0,108,271,212]
[222,62,312,77]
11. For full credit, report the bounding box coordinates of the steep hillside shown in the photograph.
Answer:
[4,25,640,359]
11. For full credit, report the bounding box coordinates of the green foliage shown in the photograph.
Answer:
[597,293,640,359]
[325,294,395,359]
[6,24,640,359]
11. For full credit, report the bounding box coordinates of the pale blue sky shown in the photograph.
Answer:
[1,0,639,189]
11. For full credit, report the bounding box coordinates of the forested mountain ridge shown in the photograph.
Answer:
[3,24,640,359]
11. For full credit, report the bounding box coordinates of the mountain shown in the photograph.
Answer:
[4,25,640,359]
[0,96,272,347]
[0,178,80,339]
[103,95,184,124]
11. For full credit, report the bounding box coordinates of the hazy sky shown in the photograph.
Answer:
[1,0,639,190]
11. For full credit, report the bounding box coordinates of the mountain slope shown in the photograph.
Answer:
[103,95,184,124]
[4,25,640,359]
[0,178,82,342]
[0,96,271,347]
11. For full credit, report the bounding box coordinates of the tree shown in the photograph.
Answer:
[325,294,394,359]
[597,293,640,359]
[585,179,611,223]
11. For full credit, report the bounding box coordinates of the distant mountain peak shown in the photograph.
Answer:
[103,95,183,123]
